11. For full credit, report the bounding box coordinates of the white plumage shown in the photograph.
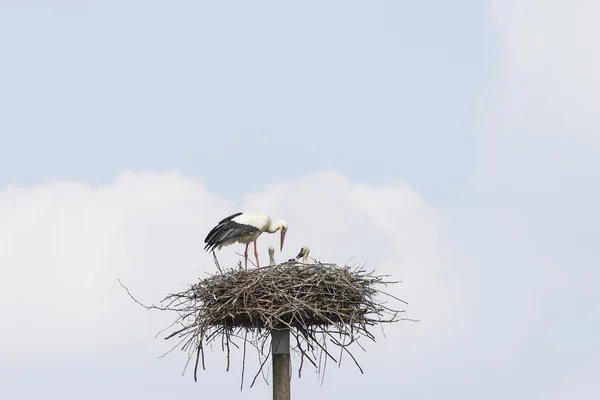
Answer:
[268,246,276,266]
[295,246,311,264]
[204,211,288,271]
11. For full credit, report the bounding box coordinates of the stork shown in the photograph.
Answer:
[204,211,288,271]
[295,246,311,264]
[268,246,276,266]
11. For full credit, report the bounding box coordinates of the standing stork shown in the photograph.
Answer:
[204,212,288,271]
[295,246,311,264]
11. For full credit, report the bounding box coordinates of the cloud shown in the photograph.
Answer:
[486,0,600,141]
[2,3,598,398]
[478,0,600,279]
[467,2,600,398]
[477,0,600,189]
[0,170,456,399]
[4,169,584,399]
[552,351,600,400]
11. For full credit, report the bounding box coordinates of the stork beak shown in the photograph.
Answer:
[295,249,302,260]
[280,231,286,252]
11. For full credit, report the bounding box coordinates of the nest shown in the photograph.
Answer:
[120,256,411,388]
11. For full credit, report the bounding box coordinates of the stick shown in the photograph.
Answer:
[272,328,290,400]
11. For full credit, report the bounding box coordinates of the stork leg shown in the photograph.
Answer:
[244,243,250,271]
[253,240,260,270]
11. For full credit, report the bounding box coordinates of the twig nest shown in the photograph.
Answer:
[142,259,410,386]
[187,261,397,329]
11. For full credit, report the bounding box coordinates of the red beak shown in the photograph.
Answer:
[280,231,286,251]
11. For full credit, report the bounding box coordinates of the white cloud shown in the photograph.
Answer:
[1,170,593,399]
[486,0,600,140]
[3,3,599,397]
[471,2,600,398]
[0,170,458,399]
[478,0,600,185]
[552,352,600,400]
[5,170,583,399]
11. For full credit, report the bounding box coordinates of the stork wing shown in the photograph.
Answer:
[204,215,259,252]
[217,212,243,224]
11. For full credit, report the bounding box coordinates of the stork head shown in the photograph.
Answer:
[295,246,310,261]
[278,220,288,251]
[268,246,275,256]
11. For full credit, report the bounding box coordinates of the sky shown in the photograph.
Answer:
[0,1,598,399]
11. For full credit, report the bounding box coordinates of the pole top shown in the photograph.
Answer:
[271,329,290,355]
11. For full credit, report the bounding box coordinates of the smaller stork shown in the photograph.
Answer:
[268,246,276,266]
[295,246,311,264]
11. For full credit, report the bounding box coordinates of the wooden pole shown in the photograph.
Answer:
[272,328,290,400]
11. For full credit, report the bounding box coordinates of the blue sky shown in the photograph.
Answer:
[1,1,599,400]
[0,0,494,203]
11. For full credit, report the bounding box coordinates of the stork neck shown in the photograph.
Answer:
[266,221,282,233]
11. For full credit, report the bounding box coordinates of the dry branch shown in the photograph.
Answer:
[120,257,414,388]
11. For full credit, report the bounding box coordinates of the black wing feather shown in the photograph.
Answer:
[204,212,243,244]
[217,212,243,224]
[204,212,259,252]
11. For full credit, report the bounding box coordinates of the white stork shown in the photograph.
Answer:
[204,211,288,271]
[268,246,276,266]
[295,246,311,264]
